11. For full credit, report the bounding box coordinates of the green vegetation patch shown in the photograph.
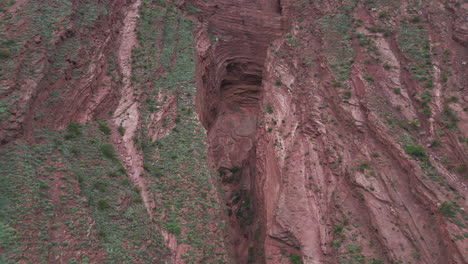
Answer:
[403,144,426,158]
[319,12,354,81]
[0,125,167,263]
[398,23,432,88]
[289,253,303,264]
[132,2,229,262]
[439,201,459,218]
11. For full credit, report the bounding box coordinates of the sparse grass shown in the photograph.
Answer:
[134,3,229,261]
[440,105,459,129]
[264,103,274,114]
[454,164,466,174]
[185,4,199,14]
[320,12,354,81]
[342,90,352,100]
[285,33,300,48]
[419,90,432,117]
[398,23,432,88]
[0,124,168,262]
[368,92,440,181]
[364,73,374,84]
[345,243,362,253]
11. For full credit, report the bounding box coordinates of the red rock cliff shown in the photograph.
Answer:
[191,0,467,263]
[0,0,466,263]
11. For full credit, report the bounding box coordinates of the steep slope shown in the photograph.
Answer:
[191,0,467,263]
[1,0,230,263]
[0,0,467,264]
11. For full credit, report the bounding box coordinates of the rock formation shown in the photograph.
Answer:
[0,0,466,263]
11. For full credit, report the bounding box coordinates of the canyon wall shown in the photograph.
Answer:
[192,0,467,263]
[0,0,467,263]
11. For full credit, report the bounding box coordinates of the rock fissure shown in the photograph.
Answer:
[192,0,284,262]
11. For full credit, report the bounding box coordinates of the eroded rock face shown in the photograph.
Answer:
[0,1,129,144]
[192,0,467,263]
[1,0,467,263]
[189,0,286,261]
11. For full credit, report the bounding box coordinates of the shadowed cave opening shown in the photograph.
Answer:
[220,61,263,111]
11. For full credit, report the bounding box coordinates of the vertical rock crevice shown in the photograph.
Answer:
[191,0,284,262]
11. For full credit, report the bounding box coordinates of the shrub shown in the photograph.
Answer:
[454,164,466,174]
[70,146,80,155]
[439,201,458,218]
[446,96,458,103]
[393,88,401,94]
[118,167,127,174]
[264,103,273,114]
[441,105,459,129]
[285,33,300,47]
[429,140,440,147]
[419,90,432,105]
[0,50,10,59]
[409,119,420,129]
[64,122,82,139]
[358,162,371,172]
[420,105,432,118]
[93,181,107,192]
[289,253,303,264]
[38,180,49,189]
[98,122,111,135]
[383,62,391,70]
[165,222,181,235]
[330,239,341,247]
[98,231,106,239]
[403,144,426,158]
[248,247,256,263]
[333,224,344,235]
[364,73,374,84]
[378,12,388,19]
[97,199,110,210]
[100,144,116,160]
[118,124,125,136]
[342,90,352,100]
